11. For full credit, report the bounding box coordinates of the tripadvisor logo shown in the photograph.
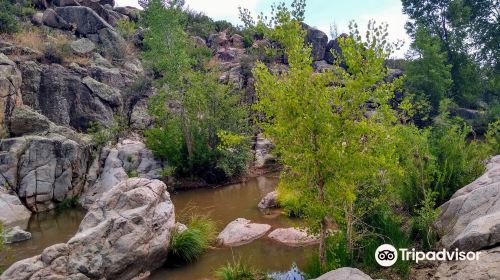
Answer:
[375,244,482,267]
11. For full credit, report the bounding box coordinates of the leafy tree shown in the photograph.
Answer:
[405,27,452,113]
[0,0,20,34]
[142,0,250,182]
[250,1,403,269]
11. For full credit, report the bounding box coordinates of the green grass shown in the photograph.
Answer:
[215,260,266,280]
[167,214,216,265]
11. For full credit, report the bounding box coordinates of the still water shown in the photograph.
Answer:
[2,174,313,279]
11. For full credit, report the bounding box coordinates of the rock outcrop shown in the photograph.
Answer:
[217,218,271,246]
[432,155,500,279]
[313,267,372,280]
[254,134,276,168]
[81,137,163,208]
[0,54,22,137]
[0,188,31,230]
[1,178,175,280]
[268,227,319,247]
[0,132,91,212]
[302,23,328,61]
[435,155,500,251]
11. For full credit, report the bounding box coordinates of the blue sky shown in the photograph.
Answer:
[116,0,409,57]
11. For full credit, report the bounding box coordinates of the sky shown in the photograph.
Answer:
[115,0,410,57]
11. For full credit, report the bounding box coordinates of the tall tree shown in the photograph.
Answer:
[249,2,402,269]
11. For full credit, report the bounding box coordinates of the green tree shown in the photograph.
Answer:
[405,27,453,113]
[250,2,403,269]
[142,0,250,181]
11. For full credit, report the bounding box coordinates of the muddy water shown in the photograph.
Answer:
[2,174,314,279]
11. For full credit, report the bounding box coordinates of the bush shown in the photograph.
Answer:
[215,260,262,280]
[167,214,216,265]
[304,232,350,278]
[88,116,129,151]
[43,42,72,64]
[0,0,20,34]
[411,191,440,250]
[57,196,79,210]
[276,182,306,217]
[116,18,137,39]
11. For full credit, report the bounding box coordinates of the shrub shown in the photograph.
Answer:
[43,42,72,64]
[276,182,306,217]
[0,0,20,34]
[57,196,79,210]
[304,232,350,278]
[88,116,129,151]
[215,261,260,280]
[167,214,216,265]
[411,191,440,250]
[116,18,137,39]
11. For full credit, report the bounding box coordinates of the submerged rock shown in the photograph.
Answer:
[258,191,278,209]
[4,226,32,244]
[268,227,319,247]
[313,267,372,280]
[217,218,271,246]
[1,178,175,280]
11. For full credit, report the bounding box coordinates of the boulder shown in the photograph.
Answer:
[114,6,141,22]
[268,227,319,247]
[52,0,79,6]
[0,189,31,230]
[302,23,328,61]
[313,267,372,280]
[0,54,23,137]
[81,138,163,207]
[0,134,91,212]
[191,36,206,48]
[77,0,125,27]
[217,218,271,246]
[42,8,71,30]
[435,247,500,279]
[4,226,32,244]
[231,34,244,48]
[313,60,336,72]
[70,38,96,55]
[258,191,278,209]
[82,76,122,107]
[9,105,51,136]
[435,155,500,251]
[54,6,113,35]
[31,12,44,26]
[1,178,176,280]
[98,27,126,60]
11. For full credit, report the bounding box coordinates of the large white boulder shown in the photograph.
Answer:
[1,178,175,280]
[217,218,271,246]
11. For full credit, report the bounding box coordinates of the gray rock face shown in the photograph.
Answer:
[0,134,91,212]
[54,6,113,35]
[114,6,141,22]
[1,178,176,280]
[312,60,336,72]
[130,98,152,130]
[303,23,328,61]
[217,218,271,246]
[97,27,126,60]
[268,227,319,247]
[32,64,114,130]
[9,106,51,137]
[82,76,122,107]
[258,191,278,209]
[81,138,163,208]
[313,267,372,280]
[70,38,96,55]
[0,189,32,230]
[0,54,23,137]
[435,155,500,251]
[4,226,32,244]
